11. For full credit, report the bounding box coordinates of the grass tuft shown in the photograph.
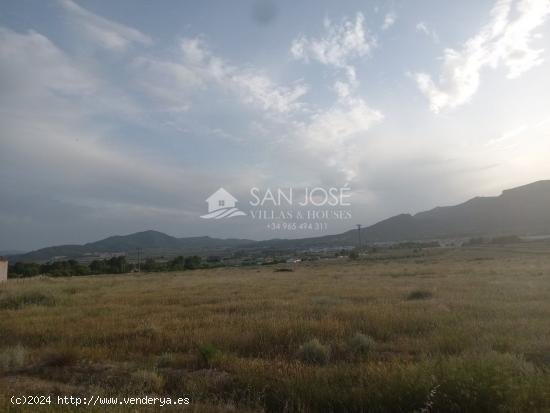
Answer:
[296,339,330,365]
[198,344,220,368]
[349,333,376,357]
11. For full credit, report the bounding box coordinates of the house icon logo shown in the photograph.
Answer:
[200,188,247,219]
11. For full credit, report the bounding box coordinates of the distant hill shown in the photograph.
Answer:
[361,180,550,242]
[11,180,550,262]
[253,180,550,248]
[14,230,254,262]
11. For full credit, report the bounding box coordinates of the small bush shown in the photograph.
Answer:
[429,352,533,412]
[0,345,28,372]
[407,290,434,300]
[349,333,376,356]
[297,339,330,365]
[198,344,219,368]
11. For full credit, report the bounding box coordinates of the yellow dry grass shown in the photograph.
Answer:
[2,244,550,412]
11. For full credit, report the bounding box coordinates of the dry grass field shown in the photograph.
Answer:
[3,244,550,412]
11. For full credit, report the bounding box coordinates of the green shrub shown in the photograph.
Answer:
[429,352,536,412]
[296,339,330,365]
[407,290,434,300]
[349,333,376,356]
[184,255,202,270]
[349,250,359,260]
[198,344,219,368]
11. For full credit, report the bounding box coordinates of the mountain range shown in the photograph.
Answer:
[10,180,550,262]
[12,233,253,262]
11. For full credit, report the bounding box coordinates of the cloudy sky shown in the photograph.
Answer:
[1,0,550,251]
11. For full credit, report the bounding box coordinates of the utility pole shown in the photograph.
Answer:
[356,224,362,250]
[137,248,141,272]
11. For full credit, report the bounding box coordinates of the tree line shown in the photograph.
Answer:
[8,255,203,279]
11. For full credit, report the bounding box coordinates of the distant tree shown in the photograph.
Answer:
[142,258,157,272]
[169,256,185,270]
[73,263,90,276]
[184,255,202,270]
[39,259,89,277]
[90,260,107,274]
[89,257,130,274]
[107,256,127,273]
[9,262,40,278]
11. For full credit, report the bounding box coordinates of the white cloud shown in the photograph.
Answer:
[333,80,352,99]
[231,71,308,113]
[298,98,383,148]
[0,27,95,100]
[287,13,384,178]
[416,22,429,34]
[0,27,202,221]
[0,26,142,123]
[414,0,550,113]
[132,56,202,112]
[59,0,152,50]
[137,37,308,114]
[290,12,375,86]
[382,13,396,30]
[415,22,439,43]
[291,97,383,180]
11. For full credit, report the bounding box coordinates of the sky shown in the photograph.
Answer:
[1,0,550,251]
